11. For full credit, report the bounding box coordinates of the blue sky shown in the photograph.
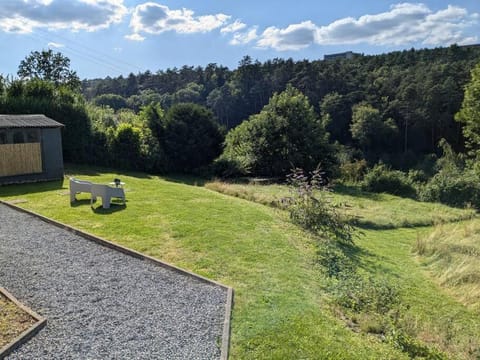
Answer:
[0,0,478,79]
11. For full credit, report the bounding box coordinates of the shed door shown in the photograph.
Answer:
[0,143,43,177]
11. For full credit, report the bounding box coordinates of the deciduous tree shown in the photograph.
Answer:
[17,50,80,90]
[222,86,334,176]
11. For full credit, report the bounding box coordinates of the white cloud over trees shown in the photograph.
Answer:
[0,0,127,33]
[0,1,477,51]
[127,2,230,40]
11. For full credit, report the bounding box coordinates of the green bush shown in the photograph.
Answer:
[338,159,368,183]
[419,170,480,208]
[163,103,224,173]
[332,273,401,314]
[362,164,417,198]
[211,157,247,178]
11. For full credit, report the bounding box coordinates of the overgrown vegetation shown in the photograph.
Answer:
[283,167,355,244]
[414,220,480,312]
[204,176,480,358]
[361,163,416,198]
[0,293,36,349]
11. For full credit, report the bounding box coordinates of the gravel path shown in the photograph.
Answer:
[0,203,227,359]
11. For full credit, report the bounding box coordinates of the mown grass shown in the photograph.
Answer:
[206,179,480,359]
[205,180,476,229]
[415,219,480,313]
[0,167,405,359]
[1,168,479,359]
[0,293,36,349]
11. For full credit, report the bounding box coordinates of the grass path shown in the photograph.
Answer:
[1,169,479,358]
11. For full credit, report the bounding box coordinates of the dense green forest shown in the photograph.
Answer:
[2,45,480,206]
[83,44,480,157]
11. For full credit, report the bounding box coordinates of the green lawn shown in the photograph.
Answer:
[205,180,475,229]
[1,168,479,359]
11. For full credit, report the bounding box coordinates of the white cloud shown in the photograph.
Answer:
[314,3,478,46]
[0,0,128,33]
[221,20,246,34]
[47,42,64,48]
[257,21,316,51]
[125,33,145,41]
[230,27,258,45]
[128,2,230,39]
[252,3,478,51]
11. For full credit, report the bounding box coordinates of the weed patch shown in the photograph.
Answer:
[283,167,356,244]
[317,238,447,359]
[0,293,36,349]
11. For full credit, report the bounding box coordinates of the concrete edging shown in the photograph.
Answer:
[0,200,233,360]
[0,287,47,360]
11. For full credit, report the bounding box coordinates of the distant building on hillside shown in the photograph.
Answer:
[0,114,64,184]
[324,51,360,61]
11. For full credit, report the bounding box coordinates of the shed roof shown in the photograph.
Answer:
[0,114,64,129]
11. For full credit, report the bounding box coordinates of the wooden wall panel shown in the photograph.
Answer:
[0,143,42,177]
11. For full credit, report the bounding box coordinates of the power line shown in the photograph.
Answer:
[23,29,144,77]
[36,28,144,74]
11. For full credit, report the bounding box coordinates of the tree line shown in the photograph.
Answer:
[1,46,480,185]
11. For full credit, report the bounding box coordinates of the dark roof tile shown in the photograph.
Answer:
[0,114,64,129]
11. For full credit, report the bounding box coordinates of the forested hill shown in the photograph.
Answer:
[82,44,480,155]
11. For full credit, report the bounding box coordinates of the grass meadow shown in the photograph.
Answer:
[1,167,480,359]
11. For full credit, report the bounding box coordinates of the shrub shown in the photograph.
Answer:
[332,273,401,314]
[419,170,480,208]
[338,159,368,183]
[163,103,224,173]
[362,163,417,198]
[284,167,355,244]
[211,157,247,178]
[108,123,142,170]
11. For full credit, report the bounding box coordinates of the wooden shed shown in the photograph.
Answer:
[0,114,64,184]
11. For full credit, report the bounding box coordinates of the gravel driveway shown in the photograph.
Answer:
[0,203,228,359]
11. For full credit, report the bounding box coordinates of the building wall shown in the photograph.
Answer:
[41,128,64,179]
[0,127,64,185]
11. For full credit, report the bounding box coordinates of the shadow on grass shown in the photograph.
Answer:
[163,174,208,187]
[336,240,398,278]
[64,164,152,179]
[91,203,127,214]
[352,220,397,230]
[71,198,127,214]
[352,218,450,231]
[70,199,91,207]
[333,183,383,201]
[0,179,65,197]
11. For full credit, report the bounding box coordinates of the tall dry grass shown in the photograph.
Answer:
[414,220,480,311]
